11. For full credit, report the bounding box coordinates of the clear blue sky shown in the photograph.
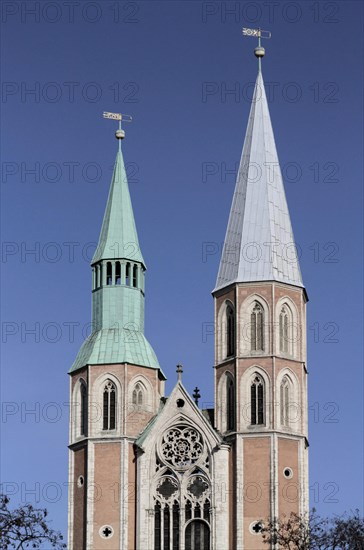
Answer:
[1,0,363,540]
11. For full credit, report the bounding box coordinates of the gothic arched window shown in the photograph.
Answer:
[115,261,121,285]
[251,302,264,351]
[133,264,138,287]
[279,306,289,354]
[280,376,290,427]
[251,375,264,425]
[103,381,116,430]
[106,261,112,285]
[96,264,102,288]
[154,426,211,550]
[154,501,162,549]
[125,263,130,286]
[185,520,210,550]
[80,382,87,436]
[154,474,210,550]
[226,376,235,431]
[226,304,235,357]
[132,382,144,406]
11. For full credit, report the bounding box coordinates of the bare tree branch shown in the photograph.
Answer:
[0,494,66,550]
[261,508,364,550]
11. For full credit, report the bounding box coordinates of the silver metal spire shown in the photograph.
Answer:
[214,37,304,293]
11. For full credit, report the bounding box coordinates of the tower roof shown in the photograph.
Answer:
[70,133,164,375]
[92,149,145,267]
[214,71,304,293]
[69,327,163,374]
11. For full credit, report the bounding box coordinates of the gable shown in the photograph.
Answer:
[136,382,222,453]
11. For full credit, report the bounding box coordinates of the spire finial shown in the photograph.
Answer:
[242,27,271,72]
[176,364,183,382]
[193,387,201,407]
[103,112,133,149]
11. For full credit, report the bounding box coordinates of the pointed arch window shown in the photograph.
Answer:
[280,376,290,426]
[154,502,161,550]
[132,382,144,406]
[115,261,121,285]
[133,264,138,287]
[80,382,87,436]
[173,502,180,548]
[153,427,211,550]
[185,520,210,550]
[226,304,235,357]
[154,472,211,550]
[279,306,289,353]
[251,375,264,425]
[125,262,130,286]
[103,381,116,430]
[251,302,264,352]
[96,264,101,288]
[226,376,235,431]
[106,262,112,285]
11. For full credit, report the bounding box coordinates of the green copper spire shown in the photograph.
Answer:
[92,149,145,266]
[70,131,162,375]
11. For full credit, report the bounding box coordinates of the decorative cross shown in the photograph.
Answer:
[102,526,113,538]
[193,386,201,406]
[176,364,183,382]
[252,522,263,533]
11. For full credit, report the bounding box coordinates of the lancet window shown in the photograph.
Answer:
[226,304,235,357]
[125,262,130,286]
[279,306,289,354]
[133,264,138,287]
[226,376,235,431]
[251,375,264,425]
[279,304,293,353]
[103,381,116,430]
[251,301,264,351]
[115,261,121,285]
[280,376,290,427]
[80,382,87,436]
[106,262,112,285]
[132,382,144,406]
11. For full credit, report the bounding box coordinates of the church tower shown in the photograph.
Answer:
[67,31,309,550]
[68,117,166,549]
[213,35,309,548]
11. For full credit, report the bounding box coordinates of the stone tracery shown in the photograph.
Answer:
[154,425,211,550]
[160,426,204,470]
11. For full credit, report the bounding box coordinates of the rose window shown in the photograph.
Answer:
[160,426,203,469]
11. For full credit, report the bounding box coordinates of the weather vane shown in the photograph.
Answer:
[242,27,271,70]
[102,111,132,145]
